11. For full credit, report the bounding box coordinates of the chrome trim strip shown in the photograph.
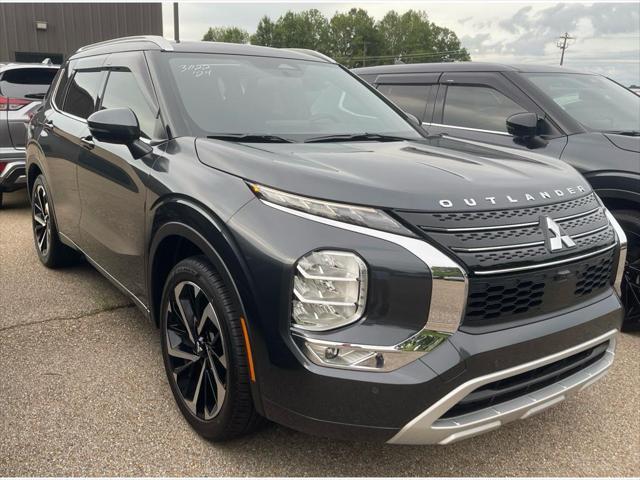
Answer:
[604,209,628,295]
[0,161,26,180]
[59,232,149,313]
[454,240,544,253]
[474,243,616,275]
[423,122,512,137]
[262,200,468,334]
[453,224,610,253]
[421,205,601,233]
[388,329,618,444]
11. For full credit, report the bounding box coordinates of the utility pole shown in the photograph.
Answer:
[556,32,575,66]
[173,2,180,42]
[362,40,367,67]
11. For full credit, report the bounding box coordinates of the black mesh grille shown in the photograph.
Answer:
[463,251,615,329]
[442,341,609,419]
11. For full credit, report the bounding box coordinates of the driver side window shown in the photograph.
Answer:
[443,85,526,133]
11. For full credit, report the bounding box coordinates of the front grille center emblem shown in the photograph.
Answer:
[540,216,576,252]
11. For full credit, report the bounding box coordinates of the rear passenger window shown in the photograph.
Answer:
[443,86,526,132]
[63,70,102,119]
[100,70,160,139]
[53,66,72,108]
[378,84,431,121]
[0,68,57,100]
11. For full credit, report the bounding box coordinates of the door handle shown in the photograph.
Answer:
[43,119,54,130]
[80,135,95,150]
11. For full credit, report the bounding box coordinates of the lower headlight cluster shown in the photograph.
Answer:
[292,250,368,331]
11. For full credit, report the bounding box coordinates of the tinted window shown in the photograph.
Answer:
[524,73,640,132]
[54,67,71,107]
[101,70,160,139]
[378,84,431,121]
[63,70,102,119]
[0,68,57,100]
[443,86,526,132]
[155,53,421,141]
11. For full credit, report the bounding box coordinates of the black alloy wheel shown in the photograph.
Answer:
[165,280,228,420]
[32,183,51,257]
[613,210,640,331]
[31,175,79,268]
[160,256,262,440]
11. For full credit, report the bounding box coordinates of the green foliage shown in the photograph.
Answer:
[202,26,250,44]
[208,8,470,66]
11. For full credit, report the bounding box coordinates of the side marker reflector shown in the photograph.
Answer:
[240,317,256,382]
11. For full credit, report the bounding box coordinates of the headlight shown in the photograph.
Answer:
[249,183,413,236]
[292,250,368,331]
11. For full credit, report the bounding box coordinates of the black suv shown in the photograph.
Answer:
[354,62,639,328]
[27,37,626,444]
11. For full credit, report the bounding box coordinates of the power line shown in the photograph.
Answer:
[556,32,575,66]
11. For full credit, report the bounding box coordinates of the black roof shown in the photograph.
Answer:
[352,62,591,75]
[70,36,333,64]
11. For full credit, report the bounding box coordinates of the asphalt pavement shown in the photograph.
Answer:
[1,189,638,476]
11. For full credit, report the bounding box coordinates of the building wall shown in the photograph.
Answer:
[0,2,162,63]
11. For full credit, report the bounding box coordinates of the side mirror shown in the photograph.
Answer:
[88,108,141,145]
[506,112,540,138]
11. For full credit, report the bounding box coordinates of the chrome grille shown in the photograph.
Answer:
[394,193,615,273]
[393,193,618,330]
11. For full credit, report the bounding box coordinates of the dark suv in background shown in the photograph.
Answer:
[27,37,625,444]
[354,63,640,328]
[0,62,58,207]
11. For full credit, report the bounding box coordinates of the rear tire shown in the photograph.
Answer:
[160,255,263,440]
[611,210,640,331]
[31,175,80,268]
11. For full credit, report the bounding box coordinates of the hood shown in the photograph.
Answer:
[195,136,591,211]
[603,133,640,153]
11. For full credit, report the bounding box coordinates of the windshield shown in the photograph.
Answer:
[524,72,640,133]
[155,53,421,141]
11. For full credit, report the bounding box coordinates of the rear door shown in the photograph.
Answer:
[374,72,440,124]
[0,66,58,149]
[427,71,567,156]
[39,57,105,242]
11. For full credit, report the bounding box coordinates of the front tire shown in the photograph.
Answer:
[160,256,262,440]
[612,210,640,331]
[31,175,80,268]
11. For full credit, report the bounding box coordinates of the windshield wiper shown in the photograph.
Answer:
[603,130,640,136]
[206,134,293,143]
[304,133,413,143]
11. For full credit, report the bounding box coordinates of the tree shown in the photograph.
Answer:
[377,10,469,64]
[202,26,250,44]
[250,16,276,46]
[328,8,381,67]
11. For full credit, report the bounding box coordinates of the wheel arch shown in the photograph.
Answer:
[584,170,640,213]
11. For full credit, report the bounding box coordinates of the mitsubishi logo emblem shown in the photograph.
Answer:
[540,216,576,252]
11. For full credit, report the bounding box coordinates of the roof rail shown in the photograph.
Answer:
[283,48,336,63]
[76,35,174,53]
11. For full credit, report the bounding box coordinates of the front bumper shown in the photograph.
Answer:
[389,328,616,444]
[0,159,26,192]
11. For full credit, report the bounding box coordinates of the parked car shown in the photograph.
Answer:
[354,62,640,330]
[0,62,58,207]
[28,37,625,444]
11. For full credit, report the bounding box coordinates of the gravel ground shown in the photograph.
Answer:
[1,190,638,477]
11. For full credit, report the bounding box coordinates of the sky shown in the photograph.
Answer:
[162,1,640,86]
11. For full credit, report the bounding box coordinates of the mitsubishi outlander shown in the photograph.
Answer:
[27,37,626,444]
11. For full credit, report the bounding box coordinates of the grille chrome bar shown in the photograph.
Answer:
[474,243,616,276]
[452,224,611,253]
[420,207,602,233]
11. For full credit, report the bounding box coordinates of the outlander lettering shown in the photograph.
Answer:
[438,185,587,209]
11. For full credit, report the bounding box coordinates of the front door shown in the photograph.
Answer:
[77,51,164,306]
